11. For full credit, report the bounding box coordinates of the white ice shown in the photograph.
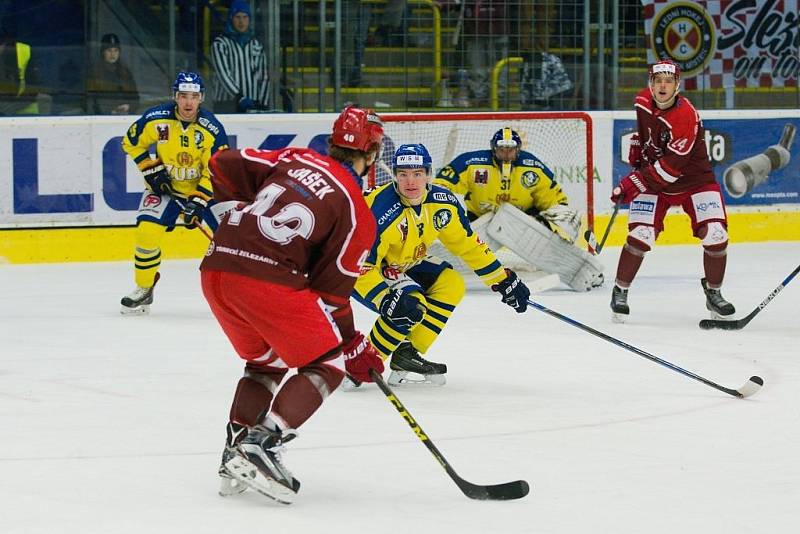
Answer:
[1,241,798,534]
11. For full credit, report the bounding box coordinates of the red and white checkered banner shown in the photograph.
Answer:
[642,0,799,90]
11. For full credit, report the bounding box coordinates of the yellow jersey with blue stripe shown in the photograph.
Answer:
[433,149,567,218]
[354,182,507,301]
[122,103,229,197]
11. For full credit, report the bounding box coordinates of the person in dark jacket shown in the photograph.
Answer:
[87,33,139,115]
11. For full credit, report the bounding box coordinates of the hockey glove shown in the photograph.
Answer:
[342,331,384,384]
[237,96,257,112]
[182,194,209,228]
[628,133,642,169]
[611,170,648,204]
[142,161,173,196]
[379,284,425,330]
[492,269,530,313]
[540,204,581,242]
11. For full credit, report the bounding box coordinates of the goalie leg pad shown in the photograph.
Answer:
[486,204,604,292]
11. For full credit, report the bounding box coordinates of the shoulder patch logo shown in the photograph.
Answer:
[156,124,169,142]
[194,130,205,148]
[432,209,452,231]
[521,171,539,188]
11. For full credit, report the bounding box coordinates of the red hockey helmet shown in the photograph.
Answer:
[330,106,384,153]
[649,59,681,84]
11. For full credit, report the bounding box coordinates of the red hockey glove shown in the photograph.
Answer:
[342,332,384,383]
[628,133,642,169]
[611,170,648,204]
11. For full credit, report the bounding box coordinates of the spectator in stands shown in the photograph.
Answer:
[87,33,139,115]
[210,0,269,113]
[372,0,406,47]
[335,0,370,87]
[460,0,510,107]
[0,22,41,115]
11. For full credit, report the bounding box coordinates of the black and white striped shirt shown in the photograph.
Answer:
[210,34,270,108]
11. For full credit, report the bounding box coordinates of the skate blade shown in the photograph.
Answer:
[387,370,446,387]
[224,456,295,505]
[611,312,628,324]
[341,375,363,391]
[120,305,150,316]
[218,474,248,497]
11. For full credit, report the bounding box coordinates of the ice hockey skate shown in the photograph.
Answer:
[223,425,300,505]
[610,285,630,323]
[120,273,160,315]
[701,278,736,319]
[387,341,447,386]
[218,422,250,497]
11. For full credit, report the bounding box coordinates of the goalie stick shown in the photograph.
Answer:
[584,202,620,255]
[699,263,799,331]
[525,299,763,399]
[369,369,530,501]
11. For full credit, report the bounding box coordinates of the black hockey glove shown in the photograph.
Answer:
[142,161,173,196]
[492,268,530,313]
[182,194,208,228]
[379,285,425,330]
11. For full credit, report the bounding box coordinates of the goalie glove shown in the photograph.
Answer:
[182,192,209,228]
[491,268,530,313]
[540,204,581,243]
[141,161,173,196]
[342,331,384,384]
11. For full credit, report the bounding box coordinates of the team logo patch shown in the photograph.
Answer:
[651,2,715,76]
[177,151,194,166]
[205,242,215,256]
[397,218,409,240]
[156,124,169,141]
[474,169,489,185]
[432,209,451,231]
[194,131,205,148]
[521,171,539,188]
[143,193,162,207]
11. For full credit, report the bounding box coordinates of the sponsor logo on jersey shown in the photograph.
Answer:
[651,3,715,76]
[630,198,655,214]
[432,208,452,231]
[197,116,220,136]
[522,158,538,167]
[194,131,205,148]
[474,169,489,184]
[377,201,402,225]
[466,156,490,165]
[521,171,539,188]
[143,193,162,208]
[695,200,721,213]
[156,124,169,141]
[432,191,450,202]
[145,109,171,119]
[177,151,194,166]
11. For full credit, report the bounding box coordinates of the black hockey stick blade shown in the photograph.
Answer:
[699,263,799,331]
[585,202,620,255]
[526,299,764,399]
[369,369,530,501]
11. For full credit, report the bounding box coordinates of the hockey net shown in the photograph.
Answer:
[368,112,594,282]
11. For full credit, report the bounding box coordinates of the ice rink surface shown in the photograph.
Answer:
[1,241,798,534]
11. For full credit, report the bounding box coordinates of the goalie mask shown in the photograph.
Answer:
[491,127,522,177]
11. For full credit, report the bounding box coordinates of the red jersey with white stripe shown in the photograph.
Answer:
[201,147,376,339]
[634,88,715,194]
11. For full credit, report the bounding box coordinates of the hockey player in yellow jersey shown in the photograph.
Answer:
[120,71,229,314]
[433,127,604,292]
[351,144,531,387]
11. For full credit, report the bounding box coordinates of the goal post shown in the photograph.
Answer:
[371,111,595,233]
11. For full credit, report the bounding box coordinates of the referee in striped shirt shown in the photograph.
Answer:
[210,0,270,113]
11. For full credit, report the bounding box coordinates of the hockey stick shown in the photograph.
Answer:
[525,299,763,399]
[173,198,213,241]
[584,202,620,255]
[699,263,799,331]
[369,369,530,501]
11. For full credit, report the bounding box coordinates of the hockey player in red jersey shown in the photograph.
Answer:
[610,59,735,323]
[200,107,385,504]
